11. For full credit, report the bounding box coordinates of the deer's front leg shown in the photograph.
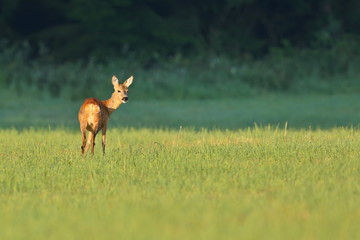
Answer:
[102,126,107,155]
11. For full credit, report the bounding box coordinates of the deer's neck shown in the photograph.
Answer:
[102,93,122,114]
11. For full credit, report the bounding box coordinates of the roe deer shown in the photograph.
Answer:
[78,75,133,155]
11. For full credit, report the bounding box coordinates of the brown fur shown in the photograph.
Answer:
[78,75,133,155]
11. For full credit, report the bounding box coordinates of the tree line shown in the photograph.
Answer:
[1,0,359,60]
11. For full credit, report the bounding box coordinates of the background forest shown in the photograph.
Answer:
[1,0,360,99]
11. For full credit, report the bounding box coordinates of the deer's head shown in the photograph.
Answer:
[112,75,133,103]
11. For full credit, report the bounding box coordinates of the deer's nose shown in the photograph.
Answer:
[122,97,128,102]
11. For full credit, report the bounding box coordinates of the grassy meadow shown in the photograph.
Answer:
[0,93,360,239]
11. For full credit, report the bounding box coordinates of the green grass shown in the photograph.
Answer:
[1,94,360,239]
[0,127,359,239]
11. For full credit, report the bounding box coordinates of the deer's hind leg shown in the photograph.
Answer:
[80,128,87,154]
[90,131,97,155]
[85,131,95,154]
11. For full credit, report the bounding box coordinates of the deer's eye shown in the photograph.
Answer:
[117,90,121,93]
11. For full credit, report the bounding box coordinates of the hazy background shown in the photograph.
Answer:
[1,0,360,129]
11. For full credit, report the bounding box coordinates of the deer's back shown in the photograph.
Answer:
[78,98,109,132]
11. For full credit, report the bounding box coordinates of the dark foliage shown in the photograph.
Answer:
[1,0,359,60]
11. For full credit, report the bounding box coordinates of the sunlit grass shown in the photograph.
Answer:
[0,127,359,239]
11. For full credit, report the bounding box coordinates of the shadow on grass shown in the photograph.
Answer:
[1,94,360,131]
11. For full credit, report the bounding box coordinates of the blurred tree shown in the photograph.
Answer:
[0,0,359,60]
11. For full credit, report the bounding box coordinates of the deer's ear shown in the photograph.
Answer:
[123,76,133,87]
[112,75,119,86]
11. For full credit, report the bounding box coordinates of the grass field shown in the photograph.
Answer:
[1,94,360,239]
